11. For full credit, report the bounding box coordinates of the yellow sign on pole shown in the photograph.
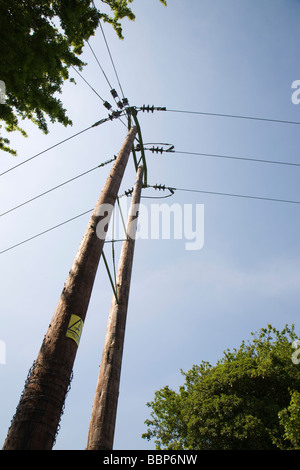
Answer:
[66,315,83,346]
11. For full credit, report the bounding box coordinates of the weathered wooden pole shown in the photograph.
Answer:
[3,127,137,450]
[86,165,144,450]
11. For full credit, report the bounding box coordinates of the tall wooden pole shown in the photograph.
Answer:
[3,127,137,450]
[86,165,144,450]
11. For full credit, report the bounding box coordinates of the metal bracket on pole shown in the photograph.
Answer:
[102,251,119,305]
[126,107,147,187]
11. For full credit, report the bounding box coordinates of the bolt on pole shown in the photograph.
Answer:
[3,127,137,450]
[86,165,144,451]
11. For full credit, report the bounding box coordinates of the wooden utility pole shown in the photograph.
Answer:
[3,127,137,450]
[86,165,144,450]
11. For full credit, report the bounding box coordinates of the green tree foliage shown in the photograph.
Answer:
[142,324,300,450]
[278,390,300,449]
[0,0,167,155]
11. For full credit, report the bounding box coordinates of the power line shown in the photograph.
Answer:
[0,125,93,177]
[0,113,125,178]
[71,62,129,129]
[69,3,114,93]
[169,186,300,205]
[0,209,93,255]
[87,39,114,91]
[71,65,128,130]
[82,23,129,125]
[165,108,300,126]
[97,12,126,99]
[71,65,106,103]
[0,157,115,217]
[70,5,127,113]
[87,19,128,130]
[1,183,299,256]
[160,149,300,168]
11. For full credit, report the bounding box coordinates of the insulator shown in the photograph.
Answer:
[109,110,122,120]
[125,188,134,197]
[141,105,155,113]
[103,101,112,110]
[153,184,166,191]
[122,98,129,106]
[150,146,163,154]
[110,89,118,99]
[140,105,166,112]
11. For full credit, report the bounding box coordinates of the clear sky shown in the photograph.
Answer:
[0,0,300,450]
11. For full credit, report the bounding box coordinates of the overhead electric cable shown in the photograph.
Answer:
[0,125,94,177]
[0,211,126,256]
[0,113,125,178]
[164,149,300,168]
[71,6,130,123]
[0,209,93,255]
[98,14,126,99]
[1,184,299,256]
[71,65,106,103]
[70,6,124,113]
[87,40,114,90]
[71,64,128,129]
[169,186,300,205]
[165,108,300,126]
[0,157,115,217]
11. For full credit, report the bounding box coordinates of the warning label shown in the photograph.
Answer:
[66,315,84,346]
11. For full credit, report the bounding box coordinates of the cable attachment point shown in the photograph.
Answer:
[137,144,175,154]
[139,105,167,113]
[154,184,174,195]
[98,155,117,168]
[134,143,142,152]
[92,117,108,128]
[103,101,112,110]
[110,89,129,109]
[92,108,126,127]
[153,184,166,191]
[150,146,164,154]
[124,187,134,197]
[108,110,122,120]
[110,89,118,99]
[153,184,175,195]
[110,89,123,109]
[141,184,175,199]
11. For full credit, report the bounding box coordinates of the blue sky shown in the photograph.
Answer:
[0,0,300,450]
